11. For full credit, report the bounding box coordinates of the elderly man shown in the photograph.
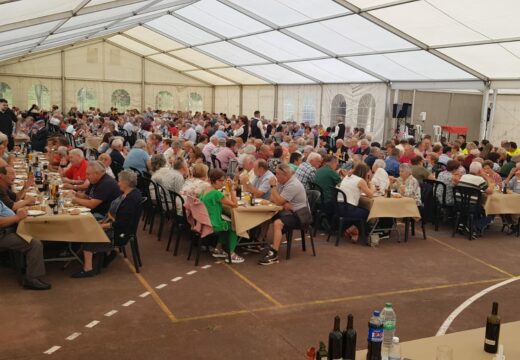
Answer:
[0,166,36,210]
[385,147,401,177]
[182,123,197,143]
[241,159,275,200]
[294,152,322,190]
[72,161,121,218]
[371,159,389,196]
[61,148,88,190]
[454,161,495,235]
[333,139,348,161]
[98,153,115,178]
[0,203,50,290]
[258,163,309,265]
[30,120,49,152]
[216,139,237,171]
[313,155,343,212]
[203,135,218,163]
[356,139,370,156]
[364,146,380,169]
[389,163,421,205]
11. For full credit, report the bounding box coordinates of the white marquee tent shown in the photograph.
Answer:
[1,0,520,141]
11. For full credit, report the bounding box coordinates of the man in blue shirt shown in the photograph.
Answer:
[385,147,401,177]
[240,159,275,200]
[0,202,50,290]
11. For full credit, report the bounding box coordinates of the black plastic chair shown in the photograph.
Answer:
[408,182,429,240]
[111,161,124,179]
[452,186,483,240]
[309,181,327,236]
[129,166,143,177]
[284,192,317,260]
[117,198,145,273]
[211,154,222,169]
[327,187,366,246]
[154,183,171,241]
[424,179,448,231]
[135,175,154,232]
[166,191,190,256]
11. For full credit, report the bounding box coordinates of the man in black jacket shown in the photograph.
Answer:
[0,99,15,151]
[30,120,49,152]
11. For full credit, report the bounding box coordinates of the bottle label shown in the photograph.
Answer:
[384,320,396,331]
[485,338,496,346]
[368,327,384,342]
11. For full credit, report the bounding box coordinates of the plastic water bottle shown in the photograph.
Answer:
[388,337,401,360]
[381,303,396,350]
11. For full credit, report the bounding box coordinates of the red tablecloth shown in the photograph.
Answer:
[441,125,468,134]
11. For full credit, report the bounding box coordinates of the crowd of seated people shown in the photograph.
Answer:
[3,96,520,289]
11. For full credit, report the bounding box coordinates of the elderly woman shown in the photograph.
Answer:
[181,163,209,198]
[151,155,185,197]
[71,170,143,278]
[436,160,462,206]
[109,138,125,166]
[483,160,502,185]
[338,163,373,242]
[123,139,151,174]
[389,163,422,205]
[371,159,389,196]
[411,155,434,183]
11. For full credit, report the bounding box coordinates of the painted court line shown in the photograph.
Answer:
[436,277,520,336]
[171,276,182,282]
[65,332,81,341]
[43,346,61,354]
[202,265,211,269]
[122,300,135,307]
[104,310,118,317]
[155,283,167,289]
[139,291,150,298]
[85,320,100,328]
[186,270,197,275]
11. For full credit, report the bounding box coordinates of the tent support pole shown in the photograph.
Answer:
[486,90,498,140]
[61,50,65,112]
[273,85,278,119]
[479,85,490,141]
[141,57,145,111]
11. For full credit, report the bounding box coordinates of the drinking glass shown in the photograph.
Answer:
[436,345,453,360]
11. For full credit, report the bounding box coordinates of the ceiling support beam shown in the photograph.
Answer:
[480,85,490,140]
[333,0,488,82]
[391,80,486,91]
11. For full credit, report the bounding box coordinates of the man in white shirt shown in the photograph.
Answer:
[202,136,218,163]
[182,123,197,143]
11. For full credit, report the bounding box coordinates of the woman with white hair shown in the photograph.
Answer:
[123,139,151,174]
[371,159,389,196]
[109,138,125,166]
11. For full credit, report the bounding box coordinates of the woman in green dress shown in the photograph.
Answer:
[199,168,244,263]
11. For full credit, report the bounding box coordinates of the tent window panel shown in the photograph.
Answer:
[303,96,316,124]
[155,91,174,110]
[28,84,50,110]
[77,88,97,112]
[188,92,203,112]
[111,89,131,111]
[0,82,13,105]
[357,94,376,133]
[330,94,346,127]
[283,97,295,122]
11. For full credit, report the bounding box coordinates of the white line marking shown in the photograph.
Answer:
[43,346,61,354]
[85,320,100,328]
[122,300,135,307]
[202,265,211,269]
[139,291,150,298]
[320,233,325,236]
[214,260,222,264]
[155,283,167,289]
[436,277,519,336]
[294,237,302,241]
[104,310,118,317]
[171,276,182,282]
[65,332,81,341]
[186,270,197,275]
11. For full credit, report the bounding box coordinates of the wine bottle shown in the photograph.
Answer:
[484,302,501,353]
[343,314,357,360]
[328,316,343,360]
[316,342,328,360]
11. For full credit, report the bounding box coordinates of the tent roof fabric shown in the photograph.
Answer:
[0,0,519,86]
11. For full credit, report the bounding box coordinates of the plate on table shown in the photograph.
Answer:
[237,200,245,206]
[391,192,402,198]
[27,210,46,216]
[70,207,91,213]
[15,175,27,179]
[25,192,38,197]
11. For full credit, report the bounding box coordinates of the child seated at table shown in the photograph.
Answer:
[199,168,244,264]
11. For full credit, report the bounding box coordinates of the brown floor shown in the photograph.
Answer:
[1,221,519,360]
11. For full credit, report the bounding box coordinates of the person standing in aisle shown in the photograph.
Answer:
[250,110,264,140]
[0,99,15,151]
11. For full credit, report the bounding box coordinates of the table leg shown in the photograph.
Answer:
[404,218,409,242]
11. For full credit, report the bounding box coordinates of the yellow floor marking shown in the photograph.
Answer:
[222,263,283,307]
[123,259,178,323]
[176,277,511,323]
[428,235,515,277]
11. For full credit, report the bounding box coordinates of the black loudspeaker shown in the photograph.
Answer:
[398,103,412,118]
[392,103,402,118]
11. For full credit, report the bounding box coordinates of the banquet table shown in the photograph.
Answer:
[227,202,282,238]
[359,196,421,221]
[483,191,520,215]
[356,321,520,359]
